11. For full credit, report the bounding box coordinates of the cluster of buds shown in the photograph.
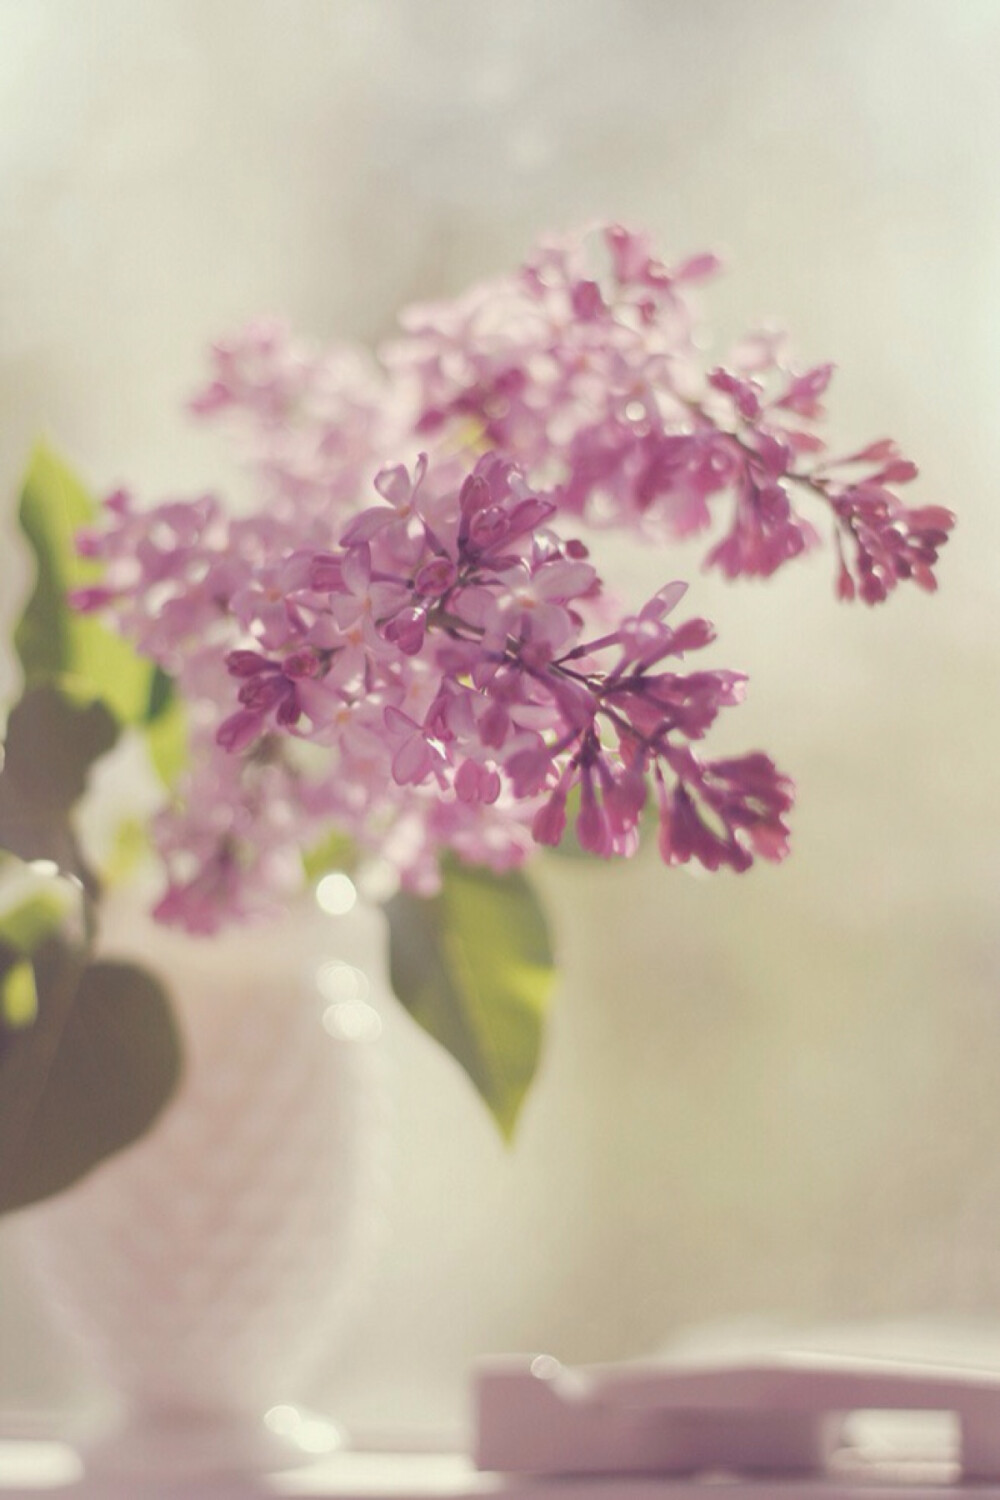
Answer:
[74,224,953,930]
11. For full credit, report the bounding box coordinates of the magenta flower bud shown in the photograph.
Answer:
[708,367,761,419]
[576,787,612,856]
[604,766,647,833]
[384,607,427,656]
[275,688,302,727]
[874,458,919,485]
[216,708,265,753]
[753,432,792,478]
[532,786,568,847]
[283,650,322,679]
[455,759,501,806]
[774,362,835,417]
[188,379,232,417]
[506,744,555,797]
[479,701,511,750]
[570,279,605,321]
[469,505,508,549]
[238,674,289,711]
[671,251,722,283]
[669,618,716,653]
[459,473,491,517]
[226,649,275,677]
[67,585,115,612]
[74,527,104,558]
[414,558,457,597]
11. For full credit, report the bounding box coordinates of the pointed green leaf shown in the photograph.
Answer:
[15,443,149,723]
[14,441,95,686]
[0,950,182,1214]
[146,666,173,721]
[13,443,180,746]
[1,960,38,1030]
[386,861,555,1139]
[101,817,151,887]
[145,690,187,786]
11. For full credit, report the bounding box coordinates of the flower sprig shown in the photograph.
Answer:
[72,223,953,934]
[386,224,953,602]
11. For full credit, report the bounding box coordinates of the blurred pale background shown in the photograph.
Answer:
[2,0,1000,1442]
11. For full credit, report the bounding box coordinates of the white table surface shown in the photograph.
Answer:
[0,1441,991,1500]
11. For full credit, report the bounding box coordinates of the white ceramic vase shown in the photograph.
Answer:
[14,893,390,1481]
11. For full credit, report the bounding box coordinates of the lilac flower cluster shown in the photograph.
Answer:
[74,224,953,931]
[388,226,953,602]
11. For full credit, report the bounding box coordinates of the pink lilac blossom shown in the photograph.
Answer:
[385,225,954,603]
[73,223,953,932]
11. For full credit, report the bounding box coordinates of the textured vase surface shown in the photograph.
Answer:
[14,894,389,1472]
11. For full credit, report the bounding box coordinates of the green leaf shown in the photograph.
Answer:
[14,442,94,686]
[13,443,167,731]
[0,687,118,878]
[1,687,118,814]
[101,817,150,887]
[0,949,183,1214]
[0,891,69,955]
[145,690,187,787]
[146,666,173,721]
[302,829,359,883]
[143,666,187,785]
[1,960,37,1030]
[386,860,555,1139]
